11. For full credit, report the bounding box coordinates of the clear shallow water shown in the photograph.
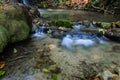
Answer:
[38,9,120,22]
[1,9,120,80]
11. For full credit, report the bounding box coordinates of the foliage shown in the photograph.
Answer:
[0,70,5,77]
[0,62,5,69]
[52,73,58,80]
[42,68,49,73]
[51,19,72,28]
[0,62,5,77]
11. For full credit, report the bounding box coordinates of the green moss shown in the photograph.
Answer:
[51,19,72,28]
[51,19,57,26]
[4,20,30,43]
[0,6,30,52]
[0,26,9,52]
[5,6,24,20]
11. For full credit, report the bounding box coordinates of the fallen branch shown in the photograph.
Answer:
[8,56,27,62]
[91,5,114,14]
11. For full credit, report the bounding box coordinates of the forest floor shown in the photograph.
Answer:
[0,36,120,80]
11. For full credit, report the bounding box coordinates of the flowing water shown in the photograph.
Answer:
[1,9,120,80]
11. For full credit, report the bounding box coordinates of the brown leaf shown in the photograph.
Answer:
[112,76,118,80]
[0,62,5,69]
[94,77,100,80]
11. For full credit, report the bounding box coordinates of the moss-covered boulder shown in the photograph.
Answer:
[4,20,30,43]
[0,5,30,52]
[0,26,9,52]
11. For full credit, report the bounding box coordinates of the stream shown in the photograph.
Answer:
[1,9,120,80]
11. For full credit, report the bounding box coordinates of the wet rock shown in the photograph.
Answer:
[96,69,120,80]
[102,70,114,80]
[104,32,120,42]
[83,20,91,27]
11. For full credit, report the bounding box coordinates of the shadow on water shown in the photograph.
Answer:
[38,9,120,22]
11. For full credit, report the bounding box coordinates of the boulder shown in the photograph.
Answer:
[4,20,30,43]
[0,26,9,52]
[0,5,30,52]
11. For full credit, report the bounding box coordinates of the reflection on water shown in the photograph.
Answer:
[38,9,120,22]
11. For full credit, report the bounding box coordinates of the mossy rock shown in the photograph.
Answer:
[0,26,9,52]
[0,5,30,52]
[4,5,24,20]
[100,22,111,28]
[4,20,30,43]
[51,19,72,28]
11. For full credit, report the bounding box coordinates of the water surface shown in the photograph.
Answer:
[38,9,120,22]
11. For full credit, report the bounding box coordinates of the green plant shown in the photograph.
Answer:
[52,73,58,80]
[51,19,72,28]
[0,70,5,77]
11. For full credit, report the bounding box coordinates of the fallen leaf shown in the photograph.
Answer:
[48,44,56,50]
[94,77,100,80]
[112,75,118,80]
[0,62,5,69]
[13,48,17,54]
[42,68,49,73]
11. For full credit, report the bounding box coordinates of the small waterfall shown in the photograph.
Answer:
[61,22,106,49]
[72,22,85,30]
[31,23,47,38]
[23,0,28,5]
[22,0,33,7]
[31,21,106,48]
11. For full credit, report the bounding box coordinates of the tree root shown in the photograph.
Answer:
[8,56,27,62]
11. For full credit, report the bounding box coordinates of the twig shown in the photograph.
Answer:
[91,5,114,14]
[8,56,27,62]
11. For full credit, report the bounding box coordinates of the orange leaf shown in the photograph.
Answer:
[94,78,100,80]
[0,62,5,69]
[112,76,118,80]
